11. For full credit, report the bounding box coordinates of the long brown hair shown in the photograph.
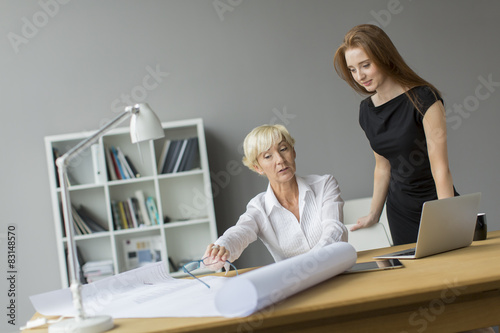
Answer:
[333,24,440,112]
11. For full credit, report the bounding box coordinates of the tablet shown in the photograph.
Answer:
[343,259,404,274]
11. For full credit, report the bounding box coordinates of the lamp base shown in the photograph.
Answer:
[48,315,113,333]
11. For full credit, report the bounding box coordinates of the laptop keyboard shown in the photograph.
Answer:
[396,248,416,256]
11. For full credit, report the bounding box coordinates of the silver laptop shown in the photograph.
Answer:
[374,193,481,260]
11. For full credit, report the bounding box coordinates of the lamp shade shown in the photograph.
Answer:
[129,103,165,143]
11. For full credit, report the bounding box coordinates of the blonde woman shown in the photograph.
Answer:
[203,124,347,270]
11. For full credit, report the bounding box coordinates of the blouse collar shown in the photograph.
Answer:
[264,175,311,216]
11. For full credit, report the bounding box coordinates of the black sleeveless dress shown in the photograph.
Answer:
[359,86,458,245]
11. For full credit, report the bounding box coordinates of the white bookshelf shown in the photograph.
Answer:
[45,118,218,287]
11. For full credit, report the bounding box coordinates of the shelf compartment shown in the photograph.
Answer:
[164,222,212,274]
[154,125,200,175]
[114,229,164,274]
[59,187,110,236]
[51,138,96,187]
[158,173,210,221]
[103,134,155,179]
[108,180,160,230]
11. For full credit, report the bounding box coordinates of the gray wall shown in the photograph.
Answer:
[1,0,499,330]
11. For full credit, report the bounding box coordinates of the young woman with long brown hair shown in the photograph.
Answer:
[334,24,458,245]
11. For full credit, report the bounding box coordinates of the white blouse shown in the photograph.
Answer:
[215,174,348,263]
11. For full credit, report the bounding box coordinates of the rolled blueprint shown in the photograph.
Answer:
[215,241,356,317]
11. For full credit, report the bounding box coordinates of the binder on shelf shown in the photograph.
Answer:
[91,144,107,184]
[171,139,189,173]
[178,137,199,172]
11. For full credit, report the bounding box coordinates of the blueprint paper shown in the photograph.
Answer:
[214,242,357,317]
[30,242,356,318]
[30,262,228,318]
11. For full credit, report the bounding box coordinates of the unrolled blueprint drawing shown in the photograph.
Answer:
[31,242,356,318]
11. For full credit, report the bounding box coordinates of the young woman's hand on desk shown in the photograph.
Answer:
[202,243,231,272]
[350,214,378,231]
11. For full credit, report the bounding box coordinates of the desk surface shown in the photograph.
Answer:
[30,231,500,332]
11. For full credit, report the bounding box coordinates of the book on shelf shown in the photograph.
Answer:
[146,196,160,225]
[105,147,118,181]
[127,198,139,228]
[124,156,140,178]
[135,190,152,226]
[159,137,200,174]
[157,139,172,174]
[118,201,130,229]
[122,235,162,271]
[110,201,123,230]
[111,146,128,179]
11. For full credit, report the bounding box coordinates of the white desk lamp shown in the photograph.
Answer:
[50,103,164,333]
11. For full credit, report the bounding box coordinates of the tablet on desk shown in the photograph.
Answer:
[343,259,404,274]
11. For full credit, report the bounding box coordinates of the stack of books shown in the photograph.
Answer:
[67,205,108,236]
[105,145,140,180]
[111,190,161,230]
[158,137,199,174]
[82,260,114,283]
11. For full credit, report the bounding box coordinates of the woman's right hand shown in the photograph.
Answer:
[201,243,230,271]
[350,214,378,231]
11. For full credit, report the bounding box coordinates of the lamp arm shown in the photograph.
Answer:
[55,108,133,321]
[58,109,133,168]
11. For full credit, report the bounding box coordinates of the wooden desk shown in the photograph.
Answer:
[31,231,500,332]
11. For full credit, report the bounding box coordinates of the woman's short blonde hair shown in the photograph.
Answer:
[242,124,295,173]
